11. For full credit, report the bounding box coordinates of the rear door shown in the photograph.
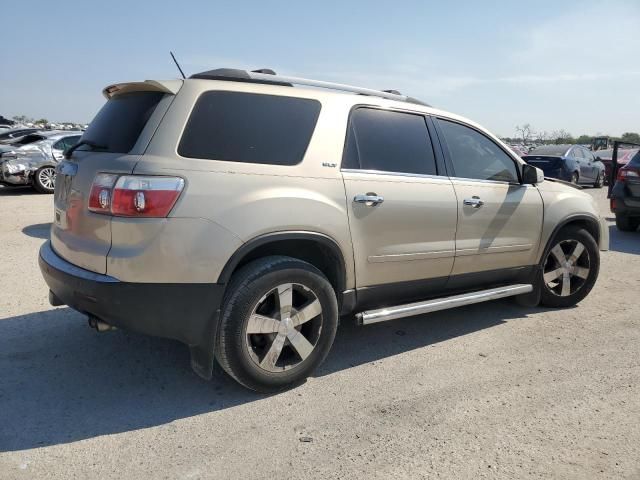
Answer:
[51,86,177,273]
[572,147,592,182]
[434,118,543,286]
[341,107,458,305]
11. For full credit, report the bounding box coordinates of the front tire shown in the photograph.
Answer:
[33,166,56,194]
[539,227,599,308]
[215,256,338,393]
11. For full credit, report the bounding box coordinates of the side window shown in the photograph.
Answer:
[52,139,66,151]
[437,119,519,183]
[178,91,321,165]
[64,136,81,149]
[571,147,583,159]
[343,108,437,175]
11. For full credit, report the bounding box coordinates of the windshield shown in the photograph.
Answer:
[80,91,165,154]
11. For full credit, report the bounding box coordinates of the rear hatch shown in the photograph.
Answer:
[523,155,563,175]
[51,81,181,273]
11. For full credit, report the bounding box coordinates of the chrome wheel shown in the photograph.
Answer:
[245,283,323,373]
[38,167,56,190]
[543,240,590,297]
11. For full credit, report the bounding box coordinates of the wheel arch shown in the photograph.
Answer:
[218,231,348,302]
[538,214,601,265]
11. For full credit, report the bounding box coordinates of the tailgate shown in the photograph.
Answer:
[51,153,139,273]
[50,82,180,274]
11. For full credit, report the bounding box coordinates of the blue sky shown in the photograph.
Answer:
[1,0,639,137]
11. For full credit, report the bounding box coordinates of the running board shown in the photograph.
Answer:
[356,284,533,326]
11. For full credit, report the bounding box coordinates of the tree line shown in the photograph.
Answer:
[503,123,640,146]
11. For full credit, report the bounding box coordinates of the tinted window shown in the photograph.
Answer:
[343,108,437,175]
[61,136,81,150]
[628,151,640,167]
[81,91,165,154]
[438,119,519,182]
[179,91,321,165]
[52,139,66,151]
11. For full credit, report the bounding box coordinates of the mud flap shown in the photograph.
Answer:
[189,309,221,380]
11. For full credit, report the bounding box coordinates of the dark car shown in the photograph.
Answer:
[594,148,638,184]
[0,128,41,144]
[610,150,640,231]
[523,144,605,187]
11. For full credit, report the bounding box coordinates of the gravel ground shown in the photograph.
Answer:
[0,185,639,479]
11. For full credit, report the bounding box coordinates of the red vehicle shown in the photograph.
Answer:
[595,148,639,184]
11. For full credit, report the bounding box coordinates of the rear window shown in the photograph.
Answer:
[81,91,165,153]
[628,151,640,167]
[178,91,321,165]
[13,134,45,145]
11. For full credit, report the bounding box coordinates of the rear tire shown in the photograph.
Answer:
[570,172,579,185]
[539,227,599,308]
[215,256,338,393]
[615,214,640,232]
[593,172,604,188]
[33,166,56,194]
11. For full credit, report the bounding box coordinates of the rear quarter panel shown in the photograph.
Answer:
[134,81,356,287]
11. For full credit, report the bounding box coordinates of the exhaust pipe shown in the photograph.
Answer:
[88,315,116,332]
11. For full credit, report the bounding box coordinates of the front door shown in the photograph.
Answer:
[341,107,458,305]
[435,118,543,287]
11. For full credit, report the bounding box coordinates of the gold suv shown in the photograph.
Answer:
[39,68,609,392]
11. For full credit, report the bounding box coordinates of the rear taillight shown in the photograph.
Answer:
[617,169,640,181]
[88,174,184,217]
[88,173,119,214]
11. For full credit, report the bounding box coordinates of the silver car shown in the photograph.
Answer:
[0,131,81,193]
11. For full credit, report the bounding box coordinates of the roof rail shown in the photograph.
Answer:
[189,68,431,107]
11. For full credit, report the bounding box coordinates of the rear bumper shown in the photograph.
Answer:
[610,182,640,217]
[38,241,223,348]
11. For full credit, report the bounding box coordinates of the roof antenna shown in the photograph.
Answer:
[170,51,186,79]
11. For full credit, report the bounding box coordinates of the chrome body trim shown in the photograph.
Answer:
[357,284,533,325]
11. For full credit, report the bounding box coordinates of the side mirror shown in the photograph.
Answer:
[522,163,544,184]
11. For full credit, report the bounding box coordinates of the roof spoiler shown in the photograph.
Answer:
[102,79,183,99]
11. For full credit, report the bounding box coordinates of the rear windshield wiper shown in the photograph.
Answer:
[64,140,108,159]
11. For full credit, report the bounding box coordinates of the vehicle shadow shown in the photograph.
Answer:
[0,186,37,196]
[22,222,51,239]
[0,300,541,452]
[608,224,640,255]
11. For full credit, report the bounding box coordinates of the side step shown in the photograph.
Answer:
[356,284,533,325]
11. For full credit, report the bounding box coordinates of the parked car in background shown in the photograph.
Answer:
[0,131,81,193]
[594,148,639,184]
[523,144,605,187]
[610,150,640,231]
[509,145,529,157]
[0,127,41,144]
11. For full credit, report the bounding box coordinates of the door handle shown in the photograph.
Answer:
[463,196,484,208]
[354,193,384,206]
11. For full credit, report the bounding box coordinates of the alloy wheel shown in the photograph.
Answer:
[543,239,591,296]
[245,283,323,373]
[38,167,56,190]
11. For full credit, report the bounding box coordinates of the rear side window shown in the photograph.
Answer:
[343,108,437,175]
[81,91,165,153]
[178,91,321,166]
[438,119,519,183]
